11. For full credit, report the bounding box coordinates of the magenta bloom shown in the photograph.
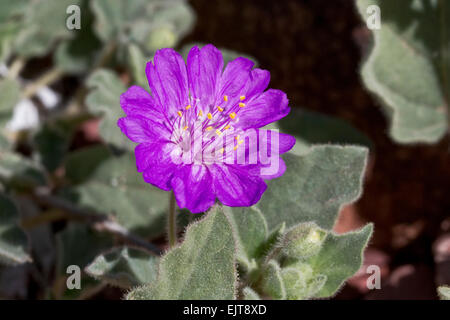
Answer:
[118,44,295,213]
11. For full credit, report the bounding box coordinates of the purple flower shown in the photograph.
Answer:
[118,44,295,213]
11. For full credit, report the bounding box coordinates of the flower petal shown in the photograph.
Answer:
[244,68,270,99]
[138,142,178,191]
[212,164,267,207]
[187,45,223,107]
[145,48,188,116]
[236,89,290,130]
[171,165,216,213]
[120,85,165,122]
[216,57,254,106]
[117,115,171,143]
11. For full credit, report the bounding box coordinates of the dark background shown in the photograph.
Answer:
[182,0,449,299]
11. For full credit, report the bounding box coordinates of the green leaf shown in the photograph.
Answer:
[127,44,151,88]
[85,246,159,288]
[54,1,102,74]
[33,114,88,172]
[62,145,168,238]
[256,146,368,231]
[308,224,373,298]
[0,78,20,128]
[0,152,47,190]
[55,223,113,299]
[91,0,194,52]
[260,260,286,300]
[56,223,113,273]
[274,108,372,155]
[14,0,81,58]
[0,193,31,265]
[225,206,268,269]
[0,0,27,62]
[243,287,261,300]
[357,0,449,143]
[85,69,130,150]
[126,206,237,300]
[280,263,327,300]
[438,286,450,300]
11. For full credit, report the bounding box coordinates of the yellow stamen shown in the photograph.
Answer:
[177,111,183,117]
[219,148,224,154]
[240,95,246,101]
[235,135,240,140]
[217,106,223,112]
[233,145,238,151]
[223,95,228,102]
[185,104,192,110]
[239,102,245,108]
[216,129,222,136]
[198,110,203,117]
[207,113,212,120]
[224,125,230,130]
[238,139,244,145]
[183,126,189,131]
[229,112,236,119]
[206,126,213,131]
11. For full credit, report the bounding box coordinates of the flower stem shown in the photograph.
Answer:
[168,192,177,248]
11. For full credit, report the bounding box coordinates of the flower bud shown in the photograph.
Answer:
[282,222,327,260]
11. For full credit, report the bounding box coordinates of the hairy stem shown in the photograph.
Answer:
[168,192,177,248]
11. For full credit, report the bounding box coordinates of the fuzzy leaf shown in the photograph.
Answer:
[260,260,286,300]
[85,246,159,288]
[0,78,20,128]
[308,224,373,298]
[357,0,449,143]
[62,145,167,238]
[91,0,194,52]
[0,193,31,265]
[225,207,268,269]
[0,152,47,189]
[127,206,237,300]
[14,0,81,58]
[128,44,150,88]
[243,287,261,300]
[274,108,372,154]
[54,1,101,74]
[85,69,130,150]
[256,146,368,231]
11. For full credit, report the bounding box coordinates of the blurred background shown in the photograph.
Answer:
[0,0,448,300]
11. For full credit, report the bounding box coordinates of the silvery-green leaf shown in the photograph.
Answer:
[274,108,372,155]
[308,224,373,298]
[85,69,130,150]
[260,260,286,300]
[14,0,81,58]
[54,1,102,74]
[243,287,261,300]
[126,206,237,300]
[127,44,151,88]
[357,0,448,143]
[91,0,194,52]
[256,146,368,231]
[62,145,167,238]
[85,246,159,288]
[225,206,268,270]
[0,78,20,128]
[0,152,47,189]
[0,193,31,266]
